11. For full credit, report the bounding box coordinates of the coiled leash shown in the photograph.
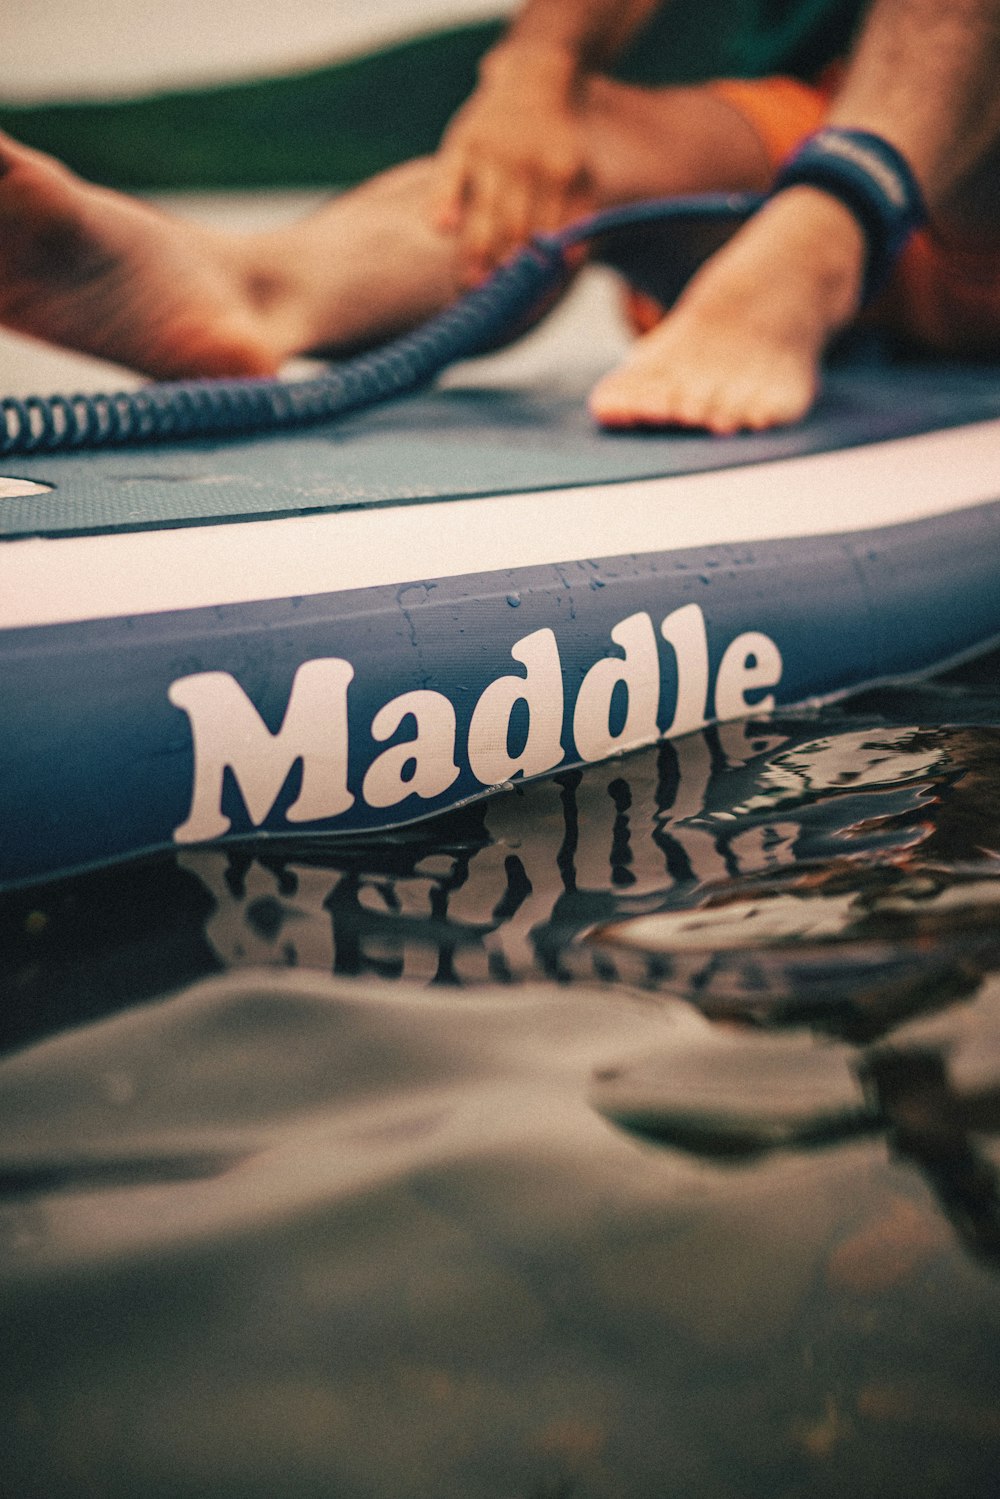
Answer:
[0,129,924,456]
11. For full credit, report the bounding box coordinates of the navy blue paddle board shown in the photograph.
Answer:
[3,356,1000,889]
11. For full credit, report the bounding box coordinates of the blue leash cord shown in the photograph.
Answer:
[0,193,760,457]
[0,129,929,458]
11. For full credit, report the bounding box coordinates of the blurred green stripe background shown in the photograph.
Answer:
[0,12,740,190]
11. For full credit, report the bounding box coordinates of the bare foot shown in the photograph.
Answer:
[0,132,282,380]
[589,187,867,434]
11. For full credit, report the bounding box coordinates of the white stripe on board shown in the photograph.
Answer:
[2,418,1000,629]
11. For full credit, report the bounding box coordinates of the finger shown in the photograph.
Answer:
[534,174,593,236]
[430,146,473,234]
[460,162,509,277]
[496,173,536,259]
[532,181,573,236]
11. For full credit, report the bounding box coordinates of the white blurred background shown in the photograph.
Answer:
[2,1,512,103]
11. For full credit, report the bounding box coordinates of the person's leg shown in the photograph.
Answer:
[579,75,773,205]
[0,79,770,381]
[879,131,1000,358]
[589,75,856,433]
[592,0,1000,434]
[590,184,865,433]
[254,84,772,359]
[0,136,469,379]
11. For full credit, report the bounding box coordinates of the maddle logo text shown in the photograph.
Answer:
[167,602,783,843]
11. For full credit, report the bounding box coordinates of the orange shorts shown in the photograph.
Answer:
[628,72,1000,357]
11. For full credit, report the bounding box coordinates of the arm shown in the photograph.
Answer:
[825,0,1000,220]
[432,0,662,281]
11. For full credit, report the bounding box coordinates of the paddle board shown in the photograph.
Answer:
[3,337,1000,889]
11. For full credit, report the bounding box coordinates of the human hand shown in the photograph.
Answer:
[432,42,596,283]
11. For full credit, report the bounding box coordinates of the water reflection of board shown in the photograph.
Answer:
[3,358,1000,888]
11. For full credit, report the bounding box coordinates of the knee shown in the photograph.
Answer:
[578,76,656,203]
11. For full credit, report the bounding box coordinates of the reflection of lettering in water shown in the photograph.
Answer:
[180,719,795,981]
[157,714,1000,1275]
[178,718,988,1012]
[727,727,949,815]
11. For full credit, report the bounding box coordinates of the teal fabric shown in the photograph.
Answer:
[616,0,866,85]
[729,0,865,77]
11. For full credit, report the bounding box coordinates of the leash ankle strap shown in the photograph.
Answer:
[772,127,927,300]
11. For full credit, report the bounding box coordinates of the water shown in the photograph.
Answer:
[3,650,1000,1498]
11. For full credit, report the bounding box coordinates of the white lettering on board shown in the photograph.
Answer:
[168,657,354,843]
[714,631,783,720]
[168,606,783,843]
[362,689,460,808]
[573,611,660,762]
[467,627,565,786]
[660,601,711,736]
